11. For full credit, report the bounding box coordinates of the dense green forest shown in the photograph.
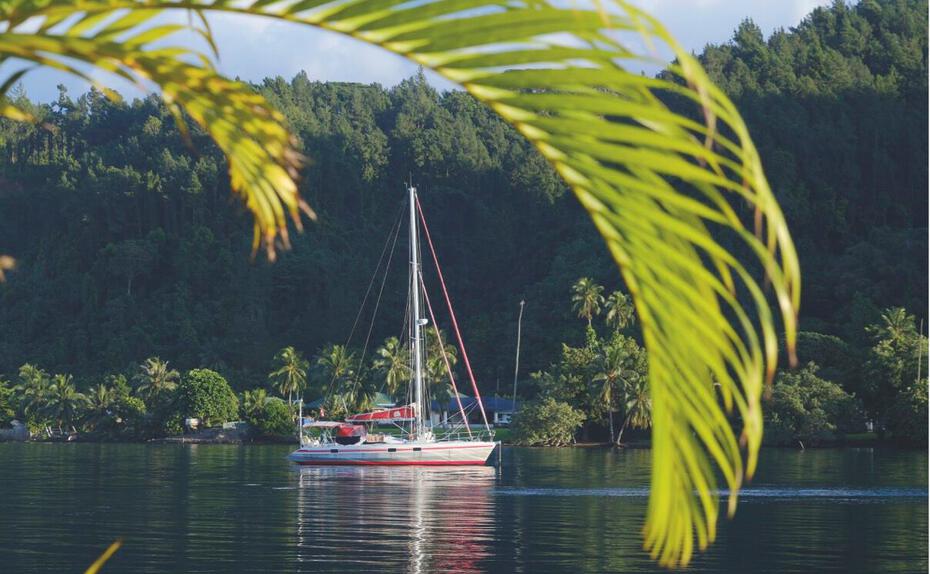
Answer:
[0,0,926,440]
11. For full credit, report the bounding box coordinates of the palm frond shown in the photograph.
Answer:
[0,0,801,566]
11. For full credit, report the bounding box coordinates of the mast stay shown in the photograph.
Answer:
[415,194,492,433]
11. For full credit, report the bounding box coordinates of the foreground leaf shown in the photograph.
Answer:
[84,540,122,574]
[0,0,800,566]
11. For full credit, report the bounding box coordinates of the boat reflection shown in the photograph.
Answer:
[295,466,497,573]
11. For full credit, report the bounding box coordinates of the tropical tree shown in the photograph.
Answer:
[372,337,410,400]
[315,345,356,387]
[241,388,269,420]
[593,334,645,443]
[869,307,916,343]
[268,346,310,404]
[0,1,801,565]
[593,369,618,443]
[865,307,928,437]
[426,328,458,405]
[765,363,862,446]
[133,357,180,404]
[571,278,605,327]
[44,374,88,433]
[13,363,51,422]
[0,377,15,426]
[618,373,652,445]
[340,371,380,415]
[604,291,636,331]
[84,384,117,432]
[173,369,239,427]
[315,344,358,415]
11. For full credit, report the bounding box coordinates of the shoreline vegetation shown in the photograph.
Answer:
[0,279,925,449]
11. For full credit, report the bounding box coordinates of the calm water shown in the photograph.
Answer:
[0,444,925,573]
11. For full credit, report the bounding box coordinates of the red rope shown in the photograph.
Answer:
[420,275,472,438]
[415,196,491,432]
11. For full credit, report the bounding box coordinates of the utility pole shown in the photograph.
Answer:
[917,318,924,385]
[512,299,525,415]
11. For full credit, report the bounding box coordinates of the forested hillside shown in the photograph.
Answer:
[0,0,926,398]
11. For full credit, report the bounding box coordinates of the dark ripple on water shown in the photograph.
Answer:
[493,485,929,500]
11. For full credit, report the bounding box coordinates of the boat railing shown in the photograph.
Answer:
[436,427,496,442]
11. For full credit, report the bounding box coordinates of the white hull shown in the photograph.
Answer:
[288,440,498,466]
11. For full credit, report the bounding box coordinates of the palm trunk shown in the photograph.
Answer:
[616,412,633,446]
[608,409,615,444]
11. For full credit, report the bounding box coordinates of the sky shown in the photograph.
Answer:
[14,0,832,103]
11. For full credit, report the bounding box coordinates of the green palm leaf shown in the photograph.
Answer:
[0,0,800,566]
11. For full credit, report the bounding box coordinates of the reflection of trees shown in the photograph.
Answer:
[296,466,495,573]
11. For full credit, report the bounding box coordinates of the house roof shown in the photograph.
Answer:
[430,396,518,412]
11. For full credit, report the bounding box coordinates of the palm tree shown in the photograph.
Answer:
[372,337,410,400]
[14,363,50,420]
[0,2,802,566]
[593,346,621,444]
[133,357,180,404]
[571,278,605,327]
[870,307,917,342]
[0,377,14,424]
[426,328,458,387]
[84,384,117,431]
[315,344,357,414]
[617,375,652,445]
[339,371,379,414]
[44,374,88,434]
[593,336,645,444]
[604,291,636,331]
[315,345,356,386]
[269,346,310,404]
[241,388,269,420]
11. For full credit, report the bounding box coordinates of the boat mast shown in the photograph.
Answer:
[409,185,426,438]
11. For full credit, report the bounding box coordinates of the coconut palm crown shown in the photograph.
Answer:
[571,278,606,327]
[268,346,310,404]
[133,357,180,403]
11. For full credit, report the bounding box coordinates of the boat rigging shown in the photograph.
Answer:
[288,185,499,466]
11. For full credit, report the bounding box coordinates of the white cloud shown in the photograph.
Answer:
[16,1,831,102]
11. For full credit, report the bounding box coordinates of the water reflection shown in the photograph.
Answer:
[294,466,497,573]
[0,445,925,573]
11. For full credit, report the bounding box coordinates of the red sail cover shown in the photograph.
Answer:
[345,406,415,423]
[335,424,367,438]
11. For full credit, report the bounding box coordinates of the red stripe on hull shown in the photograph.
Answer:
[296,444,492,454]
[294,459,488,466]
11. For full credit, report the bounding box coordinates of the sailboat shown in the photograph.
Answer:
[288,185,499,466]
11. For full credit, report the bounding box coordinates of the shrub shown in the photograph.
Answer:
[765,363,863,446]
[173,369,239,427]
[0,380,15,427]
[885,377,928,445]
[248,397,294,437]
[512,397,586,446]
